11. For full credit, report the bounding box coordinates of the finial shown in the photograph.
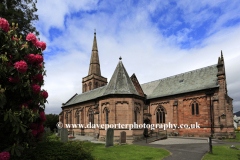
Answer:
[94,29,96,34]
[221,50,223,59]
[119,56,122,60]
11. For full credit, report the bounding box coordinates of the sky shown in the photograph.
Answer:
[31,0,240,114]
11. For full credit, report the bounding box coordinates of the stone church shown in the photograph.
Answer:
[59,32,235,143]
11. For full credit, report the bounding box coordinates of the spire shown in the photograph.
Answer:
[221,50,223,60]
[103,59,139,95]
[88,30,101,76]
[218,57,221,65]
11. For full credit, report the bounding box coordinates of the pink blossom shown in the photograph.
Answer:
[31,130,38,136]
[40,111,46,122]
[14,60,27,73]
[33,74,43,82]
[38,41,47,51]
[31,84,41,94]
[9,76,20,83]
[38,124,44,133]
[25,54,36,64]
[41,91,48,99]
[0,151,10,160]
[0,17,10,32]
[35,55,43,64]
[12,36,18,41]
[26,33,36,42]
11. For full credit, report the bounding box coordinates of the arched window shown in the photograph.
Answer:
[95,82,98,89]
[88,109,94,125]
[134,110,137,124]
[102,83,104,86]
[103,107,110,124]
[89,82,92,90]
[65,112,68,124]
[75,110,80,124]
[192,101,199,115]
[156,106,166,123]
[84,84,87,92]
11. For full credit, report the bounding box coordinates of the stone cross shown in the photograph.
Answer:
[120,131,126,144]
[105,128,114,148]
[61,128,68,143]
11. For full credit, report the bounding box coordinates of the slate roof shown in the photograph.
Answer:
[141,64,219,99]
[103,60,139,95]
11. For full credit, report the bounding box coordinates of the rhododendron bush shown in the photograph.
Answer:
[0,18,48,159]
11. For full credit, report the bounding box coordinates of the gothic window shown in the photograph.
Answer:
[95,82,98,89]
[89,82,92,90]
[75,110,80,124]
[88,109,94,125]
[102,83,104,86]
[156,106,165,123]
[192,101,199,115]
[65,112,68,124]
[103,107,110,124]
[134,110,137,124]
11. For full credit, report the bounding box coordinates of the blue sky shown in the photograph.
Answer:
[33,0,240,114]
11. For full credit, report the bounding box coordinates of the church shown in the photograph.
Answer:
[59,31,235,143]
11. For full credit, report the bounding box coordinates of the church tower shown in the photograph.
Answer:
[82,31,108,93]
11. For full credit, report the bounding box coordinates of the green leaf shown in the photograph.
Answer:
[16,126,19,134]
[20,126,26,133]
[4,113,8,121]
[15,148,21,157]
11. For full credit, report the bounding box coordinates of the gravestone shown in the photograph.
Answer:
[54,128,57,134]
[61,128,68,142]
[58,128,61,136]
[105,128,114,148]
[120,131,126,144]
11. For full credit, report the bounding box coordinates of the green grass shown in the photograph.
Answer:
[16,133,170,160]
[223,132,240,142]
[79,141,170,160]
[202,145,240,160]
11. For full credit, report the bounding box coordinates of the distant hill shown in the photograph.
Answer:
[234,111,240,116]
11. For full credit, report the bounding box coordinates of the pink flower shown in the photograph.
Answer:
[0,151,10,160]
[21,45,28,48]
[38,41,47,51]
[26,33,36,42]
[25,54,35,64]
[19,103,28,110]
[9,76,20,83]
[38,124,44,133]
[12,36,18,41]
[35,55,43,64]
[33,74,43,82]
[31,130,38,136]
[31,84,41,94]
[34,40,41,48]
[0,18,10,32]
[41,91,48,99]
[14,60,27,73]
[40,111,46,122]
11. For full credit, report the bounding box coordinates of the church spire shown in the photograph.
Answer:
[88,30,101,76]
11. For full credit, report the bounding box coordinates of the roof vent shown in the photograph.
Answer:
[179,79,184,83]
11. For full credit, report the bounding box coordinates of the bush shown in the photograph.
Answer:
[43,114,59,131]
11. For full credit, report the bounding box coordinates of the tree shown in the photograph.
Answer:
[43,114,59,131]
[0,0,40,40]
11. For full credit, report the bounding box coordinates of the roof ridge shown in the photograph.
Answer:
[141,64,217,85]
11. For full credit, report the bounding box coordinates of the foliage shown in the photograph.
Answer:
[11,133,95,160]
[202,145,240,160]
[0,19,47,158]
[43,114,59,131]
[0,0,40,40]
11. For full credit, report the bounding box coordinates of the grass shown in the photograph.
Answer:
[223,132,240,142]
[16,133,170,160]
[79,141,170,160]
[202,145,240,160]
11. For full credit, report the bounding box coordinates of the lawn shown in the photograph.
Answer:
[202,145,240,160]
[223,132,240,142]
[18,133,170,160]
[80,141,170,160]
